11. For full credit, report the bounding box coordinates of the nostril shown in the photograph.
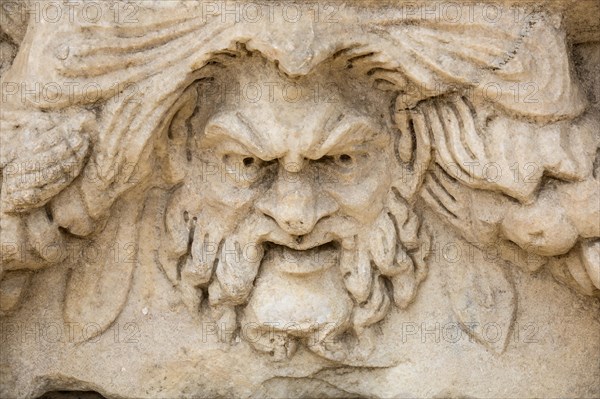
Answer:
[285,220,305,228]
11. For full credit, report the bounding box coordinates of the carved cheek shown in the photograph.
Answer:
[324,165,390,223]
[203,177,261,211]
[183,158,261,212]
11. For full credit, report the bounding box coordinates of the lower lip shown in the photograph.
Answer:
[265,242,339,275]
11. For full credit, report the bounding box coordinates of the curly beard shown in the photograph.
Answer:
[160,186,429,362]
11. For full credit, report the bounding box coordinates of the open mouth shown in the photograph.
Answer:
[263,241,340,275]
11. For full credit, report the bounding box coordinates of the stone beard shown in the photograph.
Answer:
[1,3,599,397]
[158,50,429,362]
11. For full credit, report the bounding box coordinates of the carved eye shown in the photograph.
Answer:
[317,153,359,169]
[223,154,262,168]
[243,157,256,167]
[316,153,362,174]
[338,154,353,164]
[221,154,270,185]
[332,153,357,168]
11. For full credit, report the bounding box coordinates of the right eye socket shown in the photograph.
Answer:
[222,154,263,168]
[221,154,275,186]
[317,153,358,169]
[336,154,354,165]
[242,156,257,167]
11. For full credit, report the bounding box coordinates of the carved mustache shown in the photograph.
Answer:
[206,211,365,306]
[166,188,429,339]
[178,211,364,288]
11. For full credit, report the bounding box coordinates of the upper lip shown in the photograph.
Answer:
[264,231,337,251]
[252,214,359,250]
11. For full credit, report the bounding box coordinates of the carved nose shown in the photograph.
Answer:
[277,190,317,235]
[257,171,318,236]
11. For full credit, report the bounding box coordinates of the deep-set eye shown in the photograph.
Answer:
[242,156,257,167]
[330,153,358,168]
[221,153,269,185]
[316,153,359,170]
[338,154,353,164]
[222,154,262,168]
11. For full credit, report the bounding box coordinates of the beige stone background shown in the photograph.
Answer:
[1,1,599,398]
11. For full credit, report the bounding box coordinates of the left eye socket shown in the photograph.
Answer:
[319,153,358,168]
[336,154,354,165]
[222,154,264,168]
[220,154,268,186]
[242,156,258,167]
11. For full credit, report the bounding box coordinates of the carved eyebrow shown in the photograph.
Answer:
[235,112,262,147]
[317,117,386,156]
[203,112,265,156]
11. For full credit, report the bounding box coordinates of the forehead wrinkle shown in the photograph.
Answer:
[299,107,344,157]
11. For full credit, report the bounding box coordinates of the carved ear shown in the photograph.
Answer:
[63,196,141,341]
[157,86,199,185]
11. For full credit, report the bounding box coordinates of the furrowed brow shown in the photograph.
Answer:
[317,117,386,156]
[203,113,266,157]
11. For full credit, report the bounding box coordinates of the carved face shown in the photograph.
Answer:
[163,53,427,362]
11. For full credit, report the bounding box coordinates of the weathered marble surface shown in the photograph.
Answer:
[1,1,599,398]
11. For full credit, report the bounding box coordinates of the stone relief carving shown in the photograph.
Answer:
[0,1,598,397]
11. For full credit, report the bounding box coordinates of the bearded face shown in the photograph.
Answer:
[161,52,428,362]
